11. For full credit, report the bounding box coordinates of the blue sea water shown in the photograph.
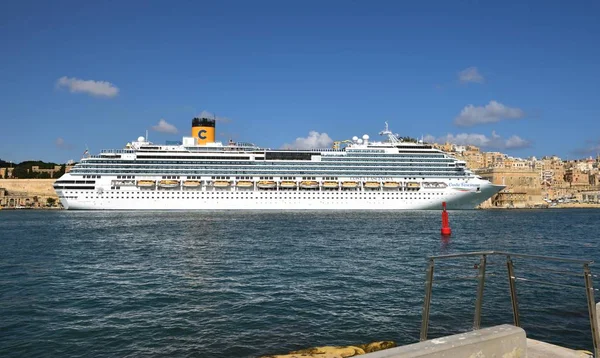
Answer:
[1,209,599,357]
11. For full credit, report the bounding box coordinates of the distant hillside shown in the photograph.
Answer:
[1,159,65,179]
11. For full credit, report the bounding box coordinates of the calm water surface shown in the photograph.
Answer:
[1,209,599,357]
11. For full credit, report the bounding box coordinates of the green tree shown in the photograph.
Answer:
[400,136,418,143]
[12,166,31,178]
[53,165,66,178]
[11,160,61,178]
[46,198,57,207]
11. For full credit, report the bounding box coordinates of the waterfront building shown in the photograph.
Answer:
[564,168,591,187]
[29,165,63,176]
[0,167,14,179]
[580,190,600,203]
[476,168,542,208]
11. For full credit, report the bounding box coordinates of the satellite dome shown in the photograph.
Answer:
[363,134,370,140]
[138,136,145,142]
[357,138,363,144]
[352,136,359,141]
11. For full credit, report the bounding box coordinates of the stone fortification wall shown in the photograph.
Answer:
[0,179,58,207]
[0,179,56,196]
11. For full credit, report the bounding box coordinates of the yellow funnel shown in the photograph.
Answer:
[192,117,216,145]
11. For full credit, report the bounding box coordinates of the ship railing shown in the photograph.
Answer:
[420,251,599,357]
[100,149,135,153]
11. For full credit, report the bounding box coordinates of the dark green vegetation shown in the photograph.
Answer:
[0,159,66,179]
[400,136,418,143]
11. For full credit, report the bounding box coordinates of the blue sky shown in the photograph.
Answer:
[1,0,599,163]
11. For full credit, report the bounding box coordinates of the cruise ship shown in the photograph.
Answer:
[54,118,504,210]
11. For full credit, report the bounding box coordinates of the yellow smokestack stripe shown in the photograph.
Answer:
[192,126,215,145]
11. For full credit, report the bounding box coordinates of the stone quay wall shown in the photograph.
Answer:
[0,179,57,207]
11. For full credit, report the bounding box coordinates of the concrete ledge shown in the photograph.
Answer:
[527,339,591,358]
[363,324,526,358]
[597,302,600,336]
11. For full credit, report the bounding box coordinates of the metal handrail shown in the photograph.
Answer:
[513,264,586,277]
[419,251,599,358]
[429,251,593,264]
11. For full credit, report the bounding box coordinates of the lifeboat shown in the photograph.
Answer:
[299,180,319,189]
[136,180,155,188]
[279,181,297,188]
[407,182,421,189]
[257,180,277,189]
[341,181,358,188]
[235,181,254,188]
[213,180,231,188]
[159,180,179,188]
[383,181,400,189]
[322,181,338,188]
[364,181,381,189]
[183,180,201,188]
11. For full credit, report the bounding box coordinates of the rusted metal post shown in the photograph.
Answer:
[473,254,487,330]
[506,256,520,327]
[583,264,599,358]
[420,258,435,341]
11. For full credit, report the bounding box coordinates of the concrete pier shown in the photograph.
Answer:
[363,325,526,357]
[527,339,591,358]
[361,324,592,358]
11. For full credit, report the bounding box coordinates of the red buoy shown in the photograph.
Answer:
[441,202,452,236]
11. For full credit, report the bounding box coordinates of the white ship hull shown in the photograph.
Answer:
[54,120,504,210]
[57,182,502,210]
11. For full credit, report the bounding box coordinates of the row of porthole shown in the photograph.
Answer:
[83,193,456,199]
[91,191,449,195]
[86,197,441,200]
[85,196,454,200]
[82,192,452,197]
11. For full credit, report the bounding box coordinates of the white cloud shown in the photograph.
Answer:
[55,137,72,150]
[423,134,437,143]
[504,135,529,149]
[454,100,525,127]
[282,131,333,149]
[425,131,531,149]
[198,110,231,123]
[438,133,492,147]
[56,76,119,98]
[151,119,178,134]
[458,66,485,84]
[573,140,600,156]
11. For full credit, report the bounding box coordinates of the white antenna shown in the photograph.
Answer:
[379,121,399,144]
[146,129,149,142]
